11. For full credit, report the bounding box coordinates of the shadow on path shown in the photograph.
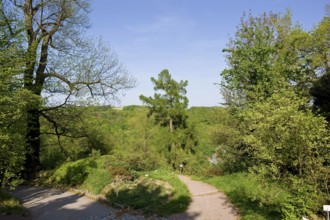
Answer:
[169,175,239,220]
[4,185,116,220]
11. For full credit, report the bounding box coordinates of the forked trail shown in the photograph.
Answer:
[4,176,239,220]
[170,175,239,220]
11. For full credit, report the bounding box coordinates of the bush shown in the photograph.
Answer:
[215,92,330,218]
[40,143,66,170]
[49,156,112,194]
[105,152,161,174]
[205,172,329,220]
[0,190,27,215]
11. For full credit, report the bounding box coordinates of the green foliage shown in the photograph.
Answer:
[40,143,67,170]
[49,156,113,194]
[0,25,40,187]
[217,11,330,219]
[107,170,190,216]
[1,0,136,177]
[205,173,289,220]
[140,69,189,130]
[311,73,330,122]
[40,106,115,164]
[220,11,322,107]
[309,16,329,76]
[106,152,161,175]
[241,92,329,188]
[0,190,27,216]
[148,169,191,214]
[213,92,329,218]
[44,156,189,216]
[187,107,222,155]
[107,178,170,213]
[82,156,113,194]
[205,172,329,220]
[51,159,95,186]
[140,70,199,168]
[43,105,226,176]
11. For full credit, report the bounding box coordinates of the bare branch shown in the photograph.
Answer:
[40,132,86,139]
[39,90,72,112]
[39,111,68,157]
[43,69,74,90]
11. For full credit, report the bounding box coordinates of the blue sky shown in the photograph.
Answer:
[87,0,328,107]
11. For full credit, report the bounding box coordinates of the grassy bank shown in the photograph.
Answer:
[0,190,27,216]
[202,172,327,220]
[40,155,190,216]
[107,170,190,215]
[201,173,287,220]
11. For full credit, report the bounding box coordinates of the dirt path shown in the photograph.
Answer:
[3,176,239,220]
[169,175,239,220]
[3,185,163,220]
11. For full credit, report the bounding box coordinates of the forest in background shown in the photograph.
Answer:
[1,1,329,219]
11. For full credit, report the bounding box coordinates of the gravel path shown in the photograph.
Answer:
[169,175,239,220]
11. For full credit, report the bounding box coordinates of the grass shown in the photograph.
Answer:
[0,190,27,216]
[106,169,191,216]
[148,169,191,214]
[47,155,113,194]
[81,156,113,194]
[42,156,190,216]
[202,172,289,220]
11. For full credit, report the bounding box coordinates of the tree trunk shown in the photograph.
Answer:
[169,117,173,133]
[24,108,41,179]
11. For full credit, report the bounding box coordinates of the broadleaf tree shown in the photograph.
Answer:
[0,0,136,178]
[218,10,330,218]
[220,11,318,107]
[310,15,330,122]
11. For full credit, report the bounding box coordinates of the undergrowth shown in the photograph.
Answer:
[203,173,286,220]
[107,170,190,215]
[48,156,112,194]
[0,190,27,216]
[42,156,190,216]
[202,172,326,220]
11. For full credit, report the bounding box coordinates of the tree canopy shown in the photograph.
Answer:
[220,10,326,107]
[140,70,197,168]
[0,0,136,178]
[140,69,188,132]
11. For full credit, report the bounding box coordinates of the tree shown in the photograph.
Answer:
[220,11,317,107]
[0,50,25,188]
[0,0,136,178]
[310,15,330,122]
[218,11,330,217]
[310,73,330,122]
[140,69,195,167]
[0,9,29,187]
[239,92,330,218]
[241,92,329,183]
[140,69,188,133]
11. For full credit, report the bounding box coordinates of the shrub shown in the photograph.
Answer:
[50,156,112,194]
[0,190,27,215]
